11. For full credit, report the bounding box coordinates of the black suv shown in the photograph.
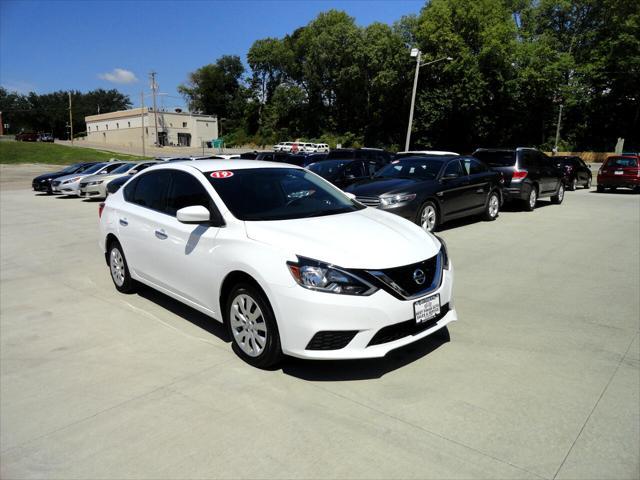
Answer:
[472,148,564,211]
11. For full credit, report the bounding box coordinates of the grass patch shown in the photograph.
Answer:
[0,141,150,165]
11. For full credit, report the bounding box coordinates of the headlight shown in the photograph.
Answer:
[380,193,416,206]
[287,257,377,295]
[88,180,104,186]
[434,235,450,270]
[64,176,81,184]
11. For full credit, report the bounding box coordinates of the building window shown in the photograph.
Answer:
[145,127,148,134]
[116,123,119,129]
[106,124,109,130]
[206,123,208,127]
[127,121,131,128]
[96,125,99,131]
[182,122,187,128]
[169,123,173,127]
[88,126,91,132]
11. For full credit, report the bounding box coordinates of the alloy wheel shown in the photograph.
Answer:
[572,178,577,190]
[529,189,537,209]
[586,177,592,189]
[110,248,125,287]
[558,184,565,202]
[420,205,437,232]
[230,294,267,357]
[488,194,499,218]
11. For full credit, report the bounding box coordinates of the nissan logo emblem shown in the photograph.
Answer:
[413,269,426,285]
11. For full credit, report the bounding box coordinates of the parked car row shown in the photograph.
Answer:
[16,132,54,142]
[273,141,330,153]
[31,146,578,369]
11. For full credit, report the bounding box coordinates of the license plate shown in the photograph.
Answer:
[615,170,624,175]
[414,294,440,324]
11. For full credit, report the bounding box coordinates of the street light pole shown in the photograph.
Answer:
[405,52,453,151]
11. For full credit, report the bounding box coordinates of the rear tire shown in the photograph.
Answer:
[483,191,500,221]
[568,178,577,191]
[523,185,537,211]
[551,183,565,204]
[585,177,592,189]
[108,240,136,294]
[225,283,283,369]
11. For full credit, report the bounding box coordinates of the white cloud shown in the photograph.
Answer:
[98,68,138,84]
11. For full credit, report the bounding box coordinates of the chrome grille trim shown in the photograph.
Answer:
[355,195,381,207]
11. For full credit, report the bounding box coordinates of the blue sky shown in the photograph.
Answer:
[0,0,424,109]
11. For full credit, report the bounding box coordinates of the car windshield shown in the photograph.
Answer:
[474,151,516,167]
[207,168,364,221]
[110,163,137,174]
[307,160,350,177]
[82,163,107,174]
[606,157,638,168]
[375,159,443,180]
[60,163,83,173]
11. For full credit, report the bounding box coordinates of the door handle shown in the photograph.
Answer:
[155,229,168,240]
[119,218,128,226]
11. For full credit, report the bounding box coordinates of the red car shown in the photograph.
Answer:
[597,155,640,192]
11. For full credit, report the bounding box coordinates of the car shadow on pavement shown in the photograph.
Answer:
[590,189,639,195]
[280,328,450,381]
[500,200,553,212]
[134,284,231,343]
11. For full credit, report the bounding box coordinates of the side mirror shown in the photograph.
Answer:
[177,205,211,224]
[344,192,356,200]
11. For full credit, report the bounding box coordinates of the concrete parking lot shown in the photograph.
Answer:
[1,164,638,479]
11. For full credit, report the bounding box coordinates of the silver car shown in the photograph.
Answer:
[79,161,158,200]
[52,162,126,196]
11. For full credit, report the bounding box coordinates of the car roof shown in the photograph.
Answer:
[147,159,300,173]
[398,150,459,156]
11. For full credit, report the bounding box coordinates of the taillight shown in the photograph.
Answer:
[512,170,528,181]
[98,202,105,218]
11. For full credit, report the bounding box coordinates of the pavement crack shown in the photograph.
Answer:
[552,333,638,480]
[306,382,547,479]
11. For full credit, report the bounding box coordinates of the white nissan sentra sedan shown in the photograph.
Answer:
[98,160,457,368]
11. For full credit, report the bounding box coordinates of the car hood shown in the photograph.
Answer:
[346,177,434,196]
[83,173,125,183]
[244,207,439,269]
[33,171,67,181]
[57,172,97,183]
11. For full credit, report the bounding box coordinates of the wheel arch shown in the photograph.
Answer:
[104,233,119,266]
[219,270,272,327]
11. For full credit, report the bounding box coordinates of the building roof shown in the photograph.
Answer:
[85,108,216,122]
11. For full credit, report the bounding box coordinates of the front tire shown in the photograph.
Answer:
[551,183,565,204]
[108,240,136,293]
[226,283,283,368]
[569,178,577,191]
[483,191,500,221]
[417,201,439,232]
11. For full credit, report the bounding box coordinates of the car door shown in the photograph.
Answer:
[461,157,492,210]
[438,159,472,218]
[148,170,225,314]
[116,170,172,286]
[538,152,559,194]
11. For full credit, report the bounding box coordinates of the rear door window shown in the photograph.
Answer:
[443,160,464,177]
[473,151,516,167]
[344,161,366,178]
[127,170,171,213]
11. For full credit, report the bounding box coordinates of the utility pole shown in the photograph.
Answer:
[0,111,4,136]
[150,72,160,147]
[140,91,146,157]
[553,103,563,154]
[68,92,74,145]
[405,50,422,152]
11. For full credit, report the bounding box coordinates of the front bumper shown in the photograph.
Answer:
[79,183,107,199]
[269,262,456,359]
[32,180,51,192]
[58,183,81,195]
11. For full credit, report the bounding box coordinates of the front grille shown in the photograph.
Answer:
[368,304,449,346]
[79,182,88,188]
[364,253,442,300]
[52,180,61,187]
[356,195,381,207]
[306,330,358,350]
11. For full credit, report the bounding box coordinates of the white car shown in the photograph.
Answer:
[273,142,293,152]
[314,143,330,153]
[396,150,460,157]
[52,162,126,196]
[79,161,159,200]
[99,160,457,367]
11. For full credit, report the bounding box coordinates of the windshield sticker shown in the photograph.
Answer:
[210,171,234,179]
